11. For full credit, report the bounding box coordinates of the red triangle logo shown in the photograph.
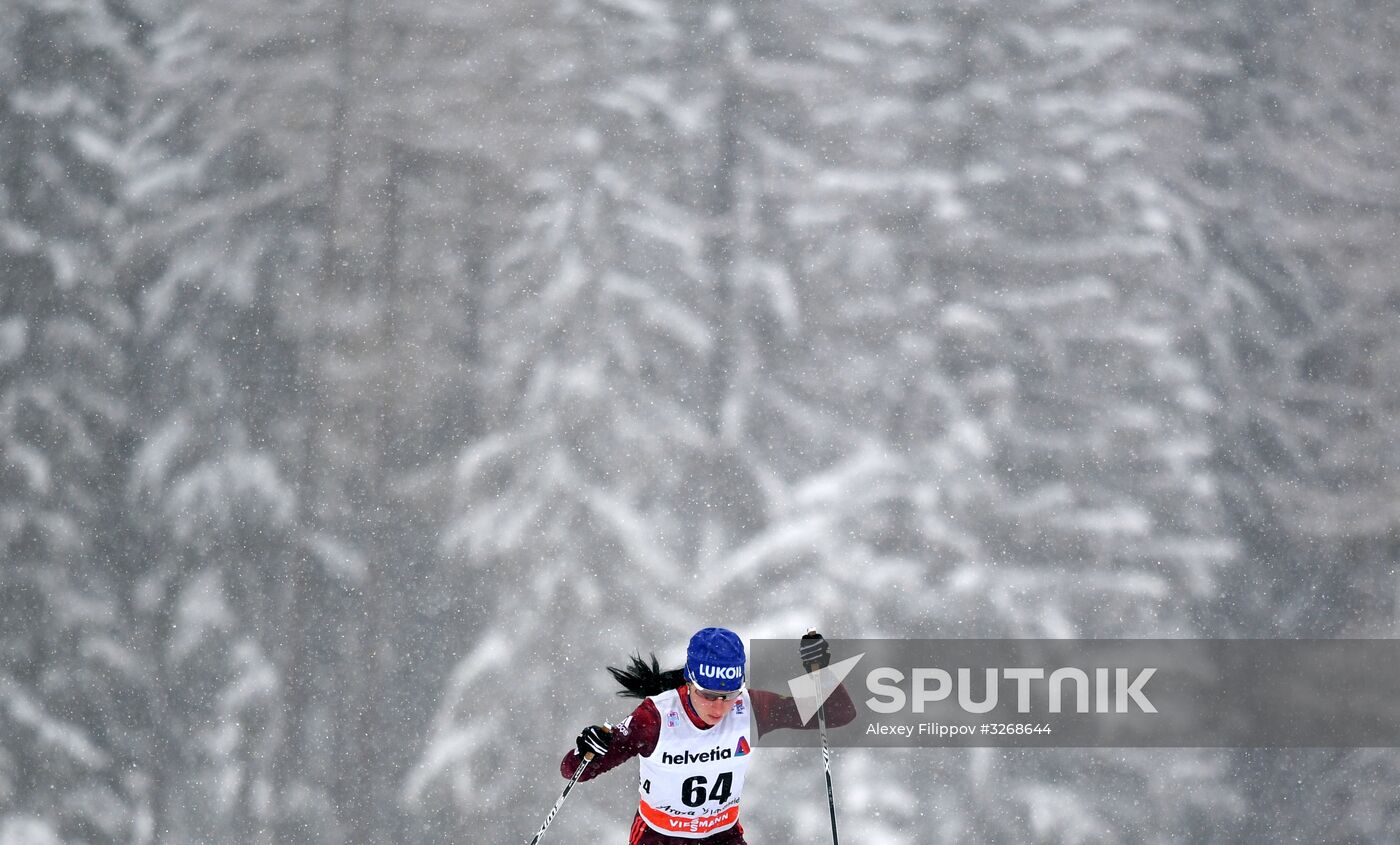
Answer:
[735,736,751,756]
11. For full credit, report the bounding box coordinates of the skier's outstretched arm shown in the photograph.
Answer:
[748,682,857,737]
[749,631,858,737]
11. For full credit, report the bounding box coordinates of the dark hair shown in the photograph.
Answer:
[608,653,686,699]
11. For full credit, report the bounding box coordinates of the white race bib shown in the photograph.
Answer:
[637,688,752,839]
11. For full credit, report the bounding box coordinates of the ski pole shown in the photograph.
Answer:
[527,748,597,845]
[813,697,839,845]
[805,633,840,845]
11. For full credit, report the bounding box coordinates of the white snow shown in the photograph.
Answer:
[307,532,368,582]
[0,817,64,845]
[0,317,27,364]
[172,569,234,661]
[0,679,110,770]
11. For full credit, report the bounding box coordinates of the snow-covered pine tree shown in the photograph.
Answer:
[418,1,840,836]
[1172,1,1400,841]
[728,0,1243,840]
[1,1,302,841]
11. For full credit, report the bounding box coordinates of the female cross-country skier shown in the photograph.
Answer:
[561,627,856,844]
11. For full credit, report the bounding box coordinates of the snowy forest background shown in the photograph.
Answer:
[2,0,1398,842]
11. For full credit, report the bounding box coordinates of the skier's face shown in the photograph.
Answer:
[688,684,741,726]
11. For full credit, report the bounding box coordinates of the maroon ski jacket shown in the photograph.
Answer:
[561,683,857,845]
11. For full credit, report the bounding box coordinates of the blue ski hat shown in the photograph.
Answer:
[686,627,746,692]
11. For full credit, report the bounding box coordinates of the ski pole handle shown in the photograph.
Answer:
[802,628,831,673]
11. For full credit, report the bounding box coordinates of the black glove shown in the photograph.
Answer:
[800,630,831,670]
[575,724,612,758]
